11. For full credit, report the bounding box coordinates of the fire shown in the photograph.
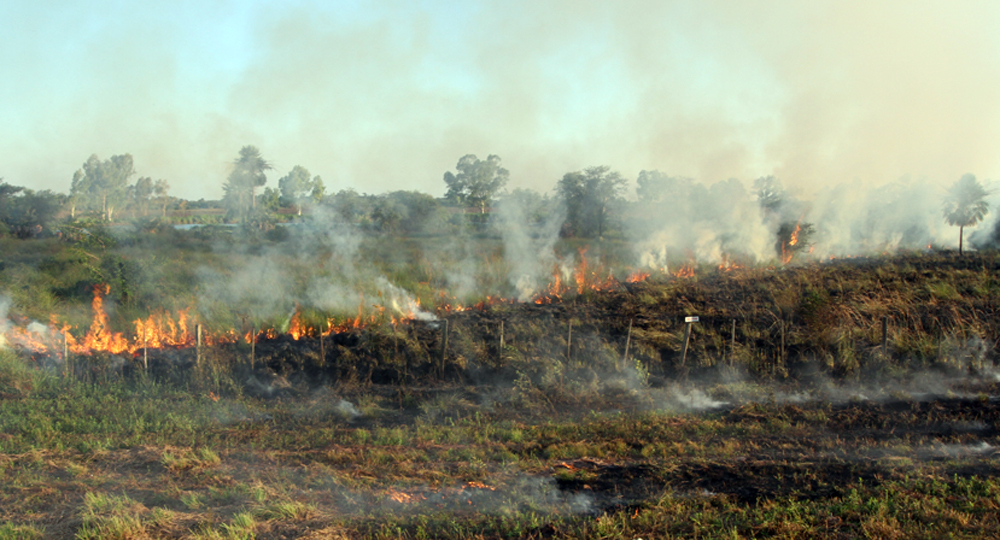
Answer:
[574,247,589,293]
[134,309,192,349]
[673,264,695,278]
[5,244,732,359]
[387,489,425,504]
[626,270,650,283]
[781,219,803,264]
[717,255,744,272]
[789,221,801,247]
[534,263,567,304]
[78,285,130,354]
[288,309,307,340]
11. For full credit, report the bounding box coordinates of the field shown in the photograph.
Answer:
[1,230,1000,539]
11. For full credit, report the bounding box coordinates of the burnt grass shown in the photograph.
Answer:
[6,251,1000,538]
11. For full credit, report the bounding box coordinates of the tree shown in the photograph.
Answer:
[443,154,509,214]
[943,173,989,255]
[329,189,372,225]
[753,175,784,214]
[557,166,628,237]
[222,146,272,224]
[371,196,407,235]
[277,165,323,215]
[310,176,326,202]
[71,153,135,221]
[636,170,696,204]
[1,189,65,238]
[257,187,281,213]
[153,179,170,217]
[131,176,154,216]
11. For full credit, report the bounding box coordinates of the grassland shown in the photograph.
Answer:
[1,230,1000,538]
[1,356,1000,539]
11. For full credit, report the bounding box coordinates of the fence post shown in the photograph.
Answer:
[319,323,325,368]
[196,324,202,367]
[440,318,449,377]
[622,318,633,368]
[64,333,70,378]
[681,322,692,367]
[881,316,889,355]
[730,319,736,366]
[566,320,573,362]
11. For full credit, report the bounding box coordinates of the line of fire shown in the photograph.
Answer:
[5,246,757,360]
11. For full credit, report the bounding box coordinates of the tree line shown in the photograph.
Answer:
[0,145,992,258]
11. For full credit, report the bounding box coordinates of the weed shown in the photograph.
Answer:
[0,523,43,540]
[76,492,148,540]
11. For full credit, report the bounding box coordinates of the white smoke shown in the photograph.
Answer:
[495,191,566,300]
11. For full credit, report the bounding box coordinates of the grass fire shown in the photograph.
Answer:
[3,25,1000,534]
[3,207,1000,539]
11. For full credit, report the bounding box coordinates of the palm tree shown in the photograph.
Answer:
[942,173,989,255]
[222,146,272,223]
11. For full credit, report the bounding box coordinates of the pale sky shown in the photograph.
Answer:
[2,0,1000,200]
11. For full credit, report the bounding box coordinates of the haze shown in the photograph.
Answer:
[2,0,999,200]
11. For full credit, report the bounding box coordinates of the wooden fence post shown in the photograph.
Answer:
[319,323,325,368]
[730,319,736,366]
[881,316,889,355]
[440,319,449,377]
[681,322,692,367]
[622,318,633,367]
[566,320,573,362]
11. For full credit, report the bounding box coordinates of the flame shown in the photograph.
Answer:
[6,249,700,359]
[782,219,803,264]
[288,309,307,340]
[626,270,650,283]
[673,264,695,278]
[717,255,744,272]
[574,247,589,293]
[78,285,130,354]
[387,489,425,504]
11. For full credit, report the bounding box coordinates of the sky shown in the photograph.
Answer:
[2,0,1000,200]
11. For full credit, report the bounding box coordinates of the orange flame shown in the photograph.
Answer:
[673,264,695,278]
[574,247,589,294]
[782,219,803,264]
[717,255,744,272]
[288,309,307,340]
[387,489,425,504]
[626,270,650,283]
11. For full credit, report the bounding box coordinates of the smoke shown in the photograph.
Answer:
[374,277,436,322]
[376,476,593,517]
[495,192,566,300]
[6,2,1000,204]
[0,296,11,349]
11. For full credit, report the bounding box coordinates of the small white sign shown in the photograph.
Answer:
[685,316,699,323]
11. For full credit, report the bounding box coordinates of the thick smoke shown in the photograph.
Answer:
[625,172,988,267]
